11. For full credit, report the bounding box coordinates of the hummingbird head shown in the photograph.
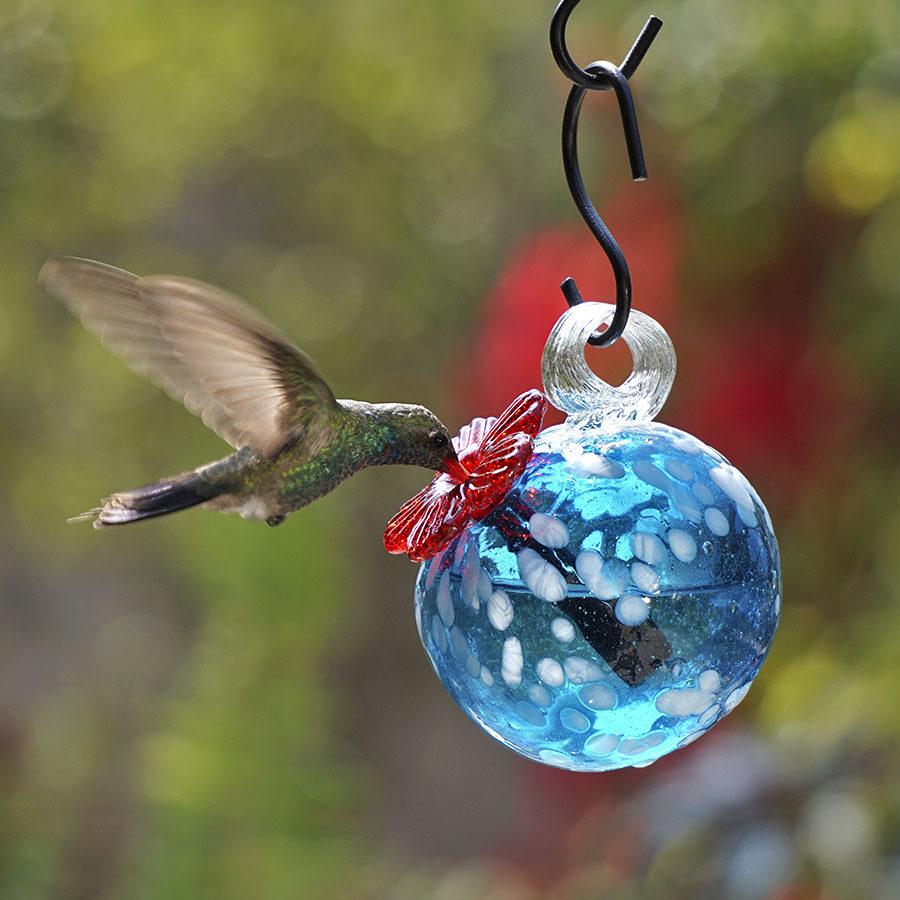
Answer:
[367,403,468,481]
[420,423,469,482]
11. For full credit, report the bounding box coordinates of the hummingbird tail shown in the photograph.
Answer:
[71,470,228,528]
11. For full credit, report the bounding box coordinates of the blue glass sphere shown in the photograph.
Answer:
[414,421,780,771]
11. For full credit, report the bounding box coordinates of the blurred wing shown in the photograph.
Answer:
[40,256,338,458]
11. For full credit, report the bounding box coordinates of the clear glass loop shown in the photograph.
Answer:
[541,302,676,425]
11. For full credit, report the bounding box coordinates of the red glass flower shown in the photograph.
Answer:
[384,390,547,562]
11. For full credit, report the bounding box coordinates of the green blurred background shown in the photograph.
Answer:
[2,0,899,897]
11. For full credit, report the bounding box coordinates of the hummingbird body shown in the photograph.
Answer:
[40,257,465,528]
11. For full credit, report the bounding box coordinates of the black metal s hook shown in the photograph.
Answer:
[550,3,662,347]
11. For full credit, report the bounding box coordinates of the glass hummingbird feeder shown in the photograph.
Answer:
[385,3,780,772]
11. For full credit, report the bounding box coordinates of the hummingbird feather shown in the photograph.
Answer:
[42,255,463,527]
[40,256,338,458]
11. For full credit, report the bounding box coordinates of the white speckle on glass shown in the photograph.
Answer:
[437,570,454,627]
[562,442,625,478]
[632,532,667,566]
[538,749,572,767]
[575,549,628,600]
[670,435,703,456]
[501,636,524,687]
[737,503,758,528]
[528,512,570,549]
[631,562,660,594]
[450,626,468,658]
[560,708,590,732]
[763,501,775,533]
[615,593,651,626]
[665,458,695,481]
[677,730,705,748]
[579,683,617,710]
[692,482,715,505]
[710,464,754,511]
[476,568,494,607]
[431,614,448,653]
[461,544,480,609]
[574,547,601,589]
[724,682,751,713]
[584,733,620,756]
[584,455,626,478]
[669,485,703,523]
[453,535,468,568]
[535,657,565,687]
[517,547,567,603]
[465,654,481,678]
[656,687,717,717]
[698,704,720,727]
[513,700,546,727]
[563,656,605,684]
[480,666,494,687]
[698,669,721,693]
[487,589,514,631]
[528,684,552,707]
[632,459,672,492]
[619,732,666,755]
[550,616,576,643]
[705,507,730,536]
[667,528,697,563]
[424,551,441,591]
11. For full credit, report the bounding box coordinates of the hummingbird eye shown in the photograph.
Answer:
[430,431,449,450]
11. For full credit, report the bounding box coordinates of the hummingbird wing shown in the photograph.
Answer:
[40,256,339,459]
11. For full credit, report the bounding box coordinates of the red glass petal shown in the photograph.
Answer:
[465,432,534,518]
[384,474,470,560]
[455,416,493,454]
[384,390,546,562]
[455,416,495,470]
[403,489,451,553]
[482,390,547,448]
[383,476,451,554]
[405,485,469,562]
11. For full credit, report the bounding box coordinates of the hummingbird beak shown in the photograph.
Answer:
[440,450,469,483]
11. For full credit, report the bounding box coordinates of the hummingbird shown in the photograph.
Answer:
[40,256,467,528]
